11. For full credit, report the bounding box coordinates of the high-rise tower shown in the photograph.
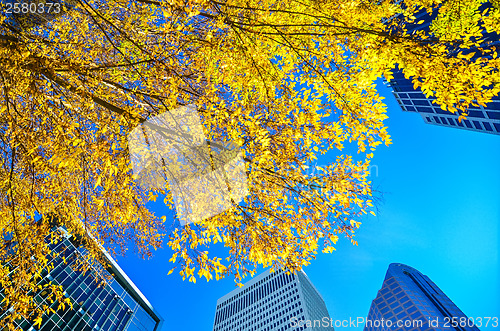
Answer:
[0,226,163,331]
[364,263,479,331]
[213,269,334,331]
[387,4,500,135]
[388,70,500,135]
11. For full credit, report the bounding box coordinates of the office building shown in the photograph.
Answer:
[364,263,479,331]
[0,226,163,331]
[387,4,500,135]
[388,70,500,135]
[213,269,334,331]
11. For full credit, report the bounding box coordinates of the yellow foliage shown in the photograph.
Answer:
[0,0,498,327]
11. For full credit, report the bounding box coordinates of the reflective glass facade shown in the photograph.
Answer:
[388,70,500,135]
[387,4,500,135]
[364,263,479,331]
[213,269,334,331]
[0,228,162,331]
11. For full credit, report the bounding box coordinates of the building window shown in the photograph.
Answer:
[434,108,450,115]
[485,101,500,110]
[416,107,434,113]
[413,99,430,106]
[467,110,485,118]
[483,122,493,131]
[487,111,500,120]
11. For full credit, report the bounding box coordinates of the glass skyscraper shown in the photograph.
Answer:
[364,263,479,331]
[0,226,163,331]
[213,269,334,331]
[388,71,500,135]
[387,3,500,135]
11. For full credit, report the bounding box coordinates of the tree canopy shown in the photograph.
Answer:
[0,0,498,327]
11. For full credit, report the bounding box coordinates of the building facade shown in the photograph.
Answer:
[387,3,500,135]
[364,263,479,331]
[388,70,500,135]
[0,227,163,331]
[213,269,334,331]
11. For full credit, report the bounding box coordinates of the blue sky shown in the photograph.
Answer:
[116,80,500,330]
